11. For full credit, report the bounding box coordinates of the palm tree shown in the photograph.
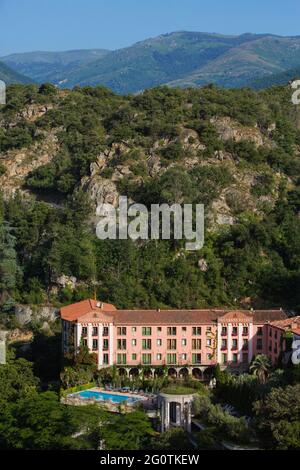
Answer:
[250,354,271,384]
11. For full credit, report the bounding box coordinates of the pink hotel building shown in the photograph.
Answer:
[61,299,299,378]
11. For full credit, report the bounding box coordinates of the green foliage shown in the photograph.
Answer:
[250,354,272,384]
[100,410,155,450]
[154,428,192,450]
[254,384,300,449]
[193,395,251,444]
[0,215,19,305]
[0,84,300,311]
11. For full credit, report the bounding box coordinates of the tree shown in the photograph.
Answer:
[101,411,155,450]
[154,428,192,450]
[250,355,271,384]
[0,219,19,306]
[254,384,300,449]
[0,391,83,449]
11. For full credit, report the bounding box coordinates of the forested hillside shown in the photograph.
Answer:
[0,83,300,315]
[0,61,32,85]
[3,32,300,93]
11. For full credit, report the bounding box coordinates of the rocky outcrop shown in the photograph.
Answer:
[81,174,120,209]
[0,130,58,198]
[18,103,55,122]
[14,304,59,326]
[211,117,266,147]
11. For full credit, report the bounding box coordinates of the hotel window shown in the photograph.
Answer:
[117,327,127,336]
[232,326,238,336]
[257,327,263,336]
[232,353,238,363]
[192,327,201,336]
[82,338,87,347]
[192,353,201,365]
[132,339,137,347]
[182,326,187,332]
[181,353,187,361]
[257,338,263,350]
[207,353,213,361]
[221,339,227,350]
[103,354,109,365]
[275,330,278,340]
[182,338,187,347]
[221,326,227,336]
[117,339,127,350]
[206,327,212,332]
[92,327,98,336]
[192,339,201,350]
[269,342,272,352]
[269,329,272,337]
[132,353,137,361]
[242,339,248,350]
[82,327,87,336]
[157,338,162,347]
[142,339,152,350]
[274,344,278,354]
[92,339,98,351]
[167,339,177,350]
[232,339,238,350]
[103,327,109,337]
[157,353,162,361]
[142,354,151,365]
[243,326,249,336]
[167,353,177,364]
[117,354,126,365]
[167,327,177,336]
[142,327,152,336]
[206,338,212,347]
[157,327,162,333]
[103,339,109,351]
[242,353,248,364]
[132,327,137,333]
[221,353,227,364]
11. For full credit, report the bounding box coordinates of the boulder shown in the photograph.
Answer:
[14,304,59,326]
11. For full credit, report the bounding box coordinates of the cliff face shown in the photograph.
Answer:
[0,84,299,312]
[0,84,298,227]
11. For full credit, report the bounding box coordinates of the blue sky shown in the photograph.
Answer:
[1,0,300,56]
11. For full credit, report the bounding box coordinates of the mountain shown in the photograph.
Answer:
[2,32,300,93]
[167,35,300,89]
[1,49,109,85]
[56,32,266,93]
[248,65,300,90]
[0,60,32,84]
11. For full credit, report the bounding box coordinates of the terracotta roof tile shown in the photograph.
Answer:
[270,316,300,332]
[218,311,253,322]
[109,309,287,325]
[60,299,116,321]
[60,300,287,325]
[252,310,287,323]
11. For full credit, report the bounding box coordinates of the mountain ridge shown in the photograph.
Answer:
[0,61,32,85]
[2,31,300,93]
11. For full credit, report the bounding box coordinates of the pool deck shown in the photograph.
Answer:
[89,387,149,401]
[62,387,156,411]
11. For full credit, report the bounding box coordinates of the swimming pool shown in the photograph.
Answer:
[72,389,142,403]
